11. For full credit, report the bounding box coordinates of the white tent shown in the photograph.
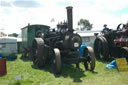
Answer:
[0,37,17,55]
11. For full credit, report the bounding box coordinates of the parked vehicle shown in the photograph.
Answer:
[31,6,96,74]
[94,23,128,61]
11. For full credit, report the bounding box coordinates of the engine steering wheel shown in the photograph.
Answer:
[117,23,124,31]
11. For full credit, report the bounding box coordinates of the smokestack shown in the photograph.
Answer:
[66,6,73,33]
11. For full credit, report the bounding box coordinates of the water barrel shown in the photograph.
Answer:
[0,58,7,76]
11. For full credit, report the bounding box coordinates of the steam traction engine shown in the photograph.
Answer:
[94,23,128,61]
[31,6,95,74]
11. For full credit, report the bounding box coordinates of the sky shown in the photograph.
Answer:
[0,0,128,34]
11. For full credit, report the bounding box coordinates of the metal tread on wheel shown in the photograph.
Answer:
[84,47,96,71]
[120,47,128,60]
[94,37,104,59]
[32,38,46,68]
[54,48,61,74]
[100,36,109,60]
[94,36,109,60]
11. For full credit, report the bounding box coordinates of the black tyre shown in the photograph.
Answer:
[54,48,61,74]
[84,47,96,71]
[32,38,46,68]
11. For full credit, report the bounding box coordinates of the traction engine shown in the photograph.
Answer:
[31,6,96,74]
[94,23,128,61]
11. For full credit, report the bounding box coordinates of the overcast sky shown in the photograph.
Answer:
[0,0,128,34]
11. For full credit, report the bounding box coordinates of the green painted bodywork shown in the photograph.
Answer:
[21,24,50,49]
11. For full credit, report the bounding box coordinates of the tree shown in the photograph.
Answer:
[78,19,93,31]
[8,33,18,37]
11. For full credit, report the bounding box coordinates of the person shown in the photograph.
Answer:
[102,24,110,34]
[76,44,89,70]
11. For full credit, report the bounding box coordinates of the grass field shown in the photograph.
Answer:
[0,54,128,85]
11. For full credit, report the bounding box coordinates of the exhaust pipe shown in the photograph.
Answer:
[66,6,73,33]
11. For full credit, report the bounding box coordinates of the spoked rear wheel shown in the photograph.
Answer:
[22,47,33,60]
[32,38,46,68]
[83,47,96,71]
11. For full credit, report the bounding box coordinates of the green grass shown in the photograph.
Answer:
[0,54,128,85]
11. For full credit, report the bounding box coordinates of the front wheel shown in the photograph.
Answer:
[54,48,61,74]
[83,47,96,71]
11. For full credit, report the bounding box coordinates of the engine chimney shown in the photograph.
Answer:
[66,6,73,33]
